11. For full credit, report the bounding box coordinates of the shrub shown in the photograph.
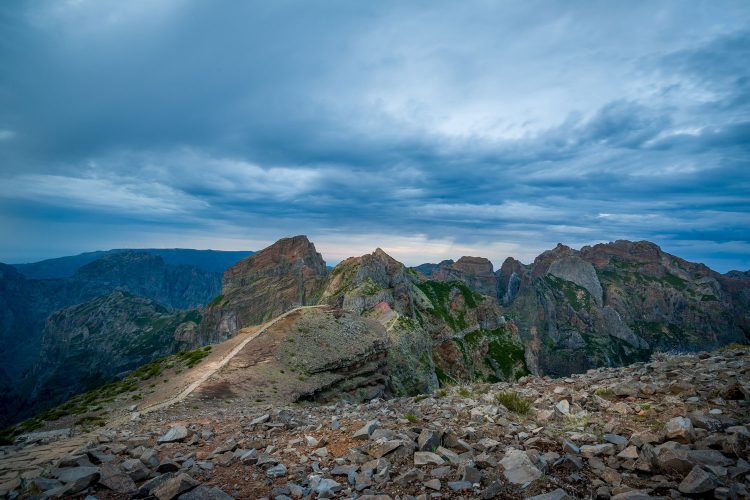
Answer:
[496,391,531,415]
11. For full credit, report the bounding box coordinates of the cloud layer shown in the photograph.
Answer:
[1,1,749,271]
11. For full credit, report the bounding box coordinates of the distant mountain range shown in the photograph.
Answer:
[12,248,254,279]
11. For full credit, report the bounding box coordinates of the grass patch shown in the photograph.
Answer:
[404,413,421,423]
[496,391,531,415]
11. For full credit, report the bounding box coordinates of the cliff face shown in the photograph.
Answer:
[496,240,750,376]
[429,256,500,301]
[28,291,199,412]
[321,249,528,396]
[200,236,328,342]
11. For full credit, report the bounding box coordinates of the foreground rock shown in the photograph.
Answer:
[1,347,748,499]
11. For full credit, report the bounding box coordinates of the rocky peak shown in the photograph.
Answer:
[223,235,326,291]
[452,256,494,275]
[430,256,499,301]
[201,237,328,342]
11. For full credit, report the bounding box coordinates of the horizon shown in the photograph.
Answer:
[1,1,749,272]
[7,236,748,274]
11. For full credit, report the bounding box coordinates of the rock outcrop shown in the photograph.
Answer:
[321,248,528,396]
[430,256,500,300]
[199,236,328,342]
[498,240,750,376]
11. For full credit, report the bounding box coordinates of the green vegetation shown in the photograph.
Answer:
[464,326,529,380]
[0,344,214,444]
[416,280,484,331]
[208,294,225,307]
[175,346,212,368]
[434,365,456,386]
[404,412,420,423]
[495,391,531,414]
[352,277,382,296]
[543,275,593,312]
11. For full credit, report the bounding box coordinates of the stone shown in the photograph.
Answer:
[153,473,200,500]
[140,448,160,467]
[562,439,580,454]
[527,489,572,500]
[354,420,380,440]
[678,465,717,494]
[266,463,287,478]
[417,429,441,451]
[310,476,342,497]
[460,464,481,484]
[447,480,473,491]
[158,425,189,443]
[369,439,403,458]
[98,463,137,494]
[581,444,616,457]
[121,458,150,482]
[57,466,100,492]
[414,451,444,466]
[424,478,441,490]
[604,434,628,450]
[617,446,639,460]
[305,435,319,447]
[480,480,503,499]
[177,485,234,500]
[555,399,571,415]
[240,449,258,464]
[500,449,542,485]
[249,414,270,425]
[156,460,181,473]
[665,416,694,443]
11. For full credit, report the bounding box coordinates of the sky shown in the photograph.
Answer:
[1,1,749,271]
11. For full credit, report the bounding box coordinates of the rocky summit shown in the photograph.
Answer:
[0,347,748,499]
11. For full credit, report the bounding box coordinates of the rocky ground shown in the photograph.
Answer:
[1,346,748,499]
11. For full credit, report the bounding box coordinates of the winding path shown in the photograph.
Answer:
[136,305,326,415]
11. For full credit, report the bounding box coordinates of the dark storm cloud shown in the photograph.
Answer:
[0,1,749,270]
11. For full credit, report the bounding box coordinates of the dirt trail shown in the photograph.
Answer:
[135,305,326,416]
[0,305,326,486]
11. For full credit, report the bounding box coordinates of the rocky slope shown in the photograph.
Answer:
[199,236,329,343]
[27,291,202,412]
[193,306,390,405]
[424,240,750,378]
[2,346,747,499]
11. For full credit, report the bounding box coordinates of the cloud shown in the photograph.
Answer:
[0,1,748,272]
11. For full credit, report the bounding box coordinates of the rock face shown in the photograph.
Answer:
[320,248,528,395]
[430,257,499,300]
[495,240,750,376]
[200,236,328,342]
[0,252,221,426]
[29,291,200,409]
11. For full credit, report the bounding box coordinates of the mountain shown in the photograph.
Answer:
[489,240,750,376]
[199,236,329,343]
[28,291,201,415]
[0,251,229,426]
[13,248,253,279]
[204,239,529,397]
